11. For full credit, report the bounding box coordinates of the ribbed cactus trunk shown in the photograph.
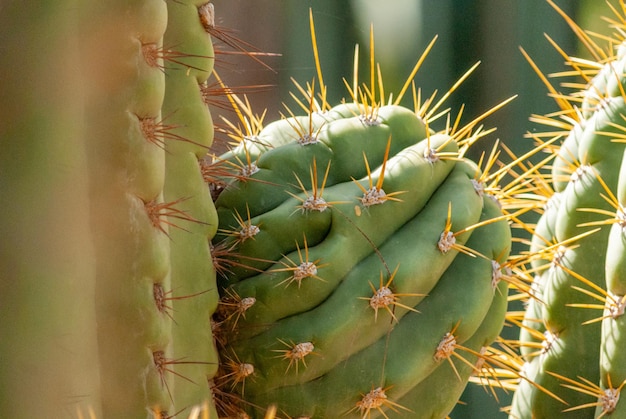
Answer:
[509,1,626,417]
[0,1,218,417]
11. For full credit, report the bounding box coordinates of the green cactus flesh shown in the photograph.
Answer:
[210,37,514,414]
[509,3,626,417]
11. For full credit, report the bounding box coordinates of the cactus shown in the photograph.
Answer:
[208,20,517,417]
[502,1,626,417]
[0,0,221,416]
[3,1,583,418]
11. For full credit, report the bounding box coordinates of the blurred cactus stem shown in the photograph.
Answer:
[0,1,101,417]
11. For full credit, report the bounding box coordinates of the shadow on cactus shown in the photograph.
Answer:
[205,10,536,419]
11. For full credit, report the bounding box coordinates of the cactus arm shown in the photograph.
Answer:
[242,186,510,417]
[161,1,219,414]
[512,23,626,415]
[231,158,486,392]
[78,0,177,415]
[528,99,626,415]
[595,147,626,417]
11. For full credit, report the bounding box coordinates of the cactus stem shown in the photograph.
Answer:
[424,133,461,164]
[526,227,601,268]
[153,350,189,403]
[472,141,503,195]
[471,344,530,393]
[606,293,626,319]
[220,140,265,182]
[200,156,237,184]
[541,330,559,355]
[576,169,624,227]
[491,260,504,289]
[495,345,566,403]
[199,157,241,200]
[504,316,550,358]
[491,258,529,293]
[434,329,459,363]
[210,381,254,419]
[423,145,441,164]
[469,348,508,402]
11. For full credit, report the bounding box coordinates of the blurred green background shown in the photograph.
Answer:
[212,0,617,417]
[212,0,612,157]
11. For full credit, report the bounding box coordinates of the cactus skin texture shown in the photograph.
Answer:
[509,2,626,418]
[210,33,514,414]
[0,1,218,417]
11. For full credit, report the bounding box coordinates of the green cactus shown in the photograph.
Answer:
[506,1,626,417]
[209,22,516,417]
[0,1,220,416]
